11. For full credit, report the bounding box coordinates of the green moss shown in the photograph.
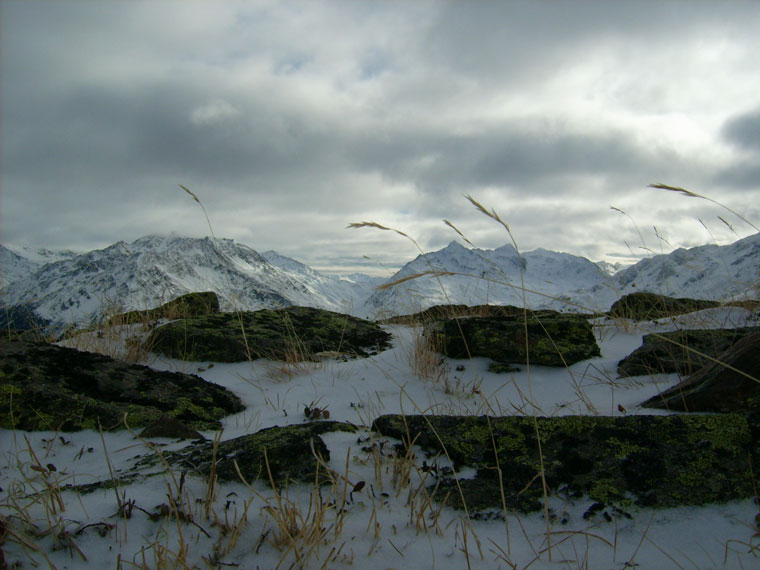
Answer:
[430,314,600,368]
[158,421,359,487]
[589,478,623,504]
[147,306,393,362]
[109,291,220,325]
[608,292,720,321]
[0,338,244,431]
[373,413,759,513]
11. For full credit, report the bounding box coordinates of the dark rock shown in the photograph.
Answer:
[427,314,600,367]
[608,292,720,321]
[160,421,358,487]
[0,338,244,431]
[617,327,760,378]
[109,291,220,325]
[140,415,206,440]
[641,331,760,412]
[0,303,51,333]
[372,413,758,513]
[146,306,392,362]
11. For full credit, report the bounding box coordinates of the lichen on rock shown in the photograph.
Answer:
[426,313,600,367]
[159,421,359,487]
[146,306,392,362]
[109,291,220,325]
[372,413,759,513]
[608,292,720,321]
[0,338,244,431]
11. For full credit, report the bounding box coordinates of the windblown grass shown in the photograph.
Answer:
[2,184,759,569]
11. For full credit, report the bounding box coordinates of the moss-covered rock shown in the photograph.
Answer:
[608,292,720,321]
[146,306,392,362]
[0,338,244,431]
[617,326,760,378]
[372,414,759,513]
[427,314,600,367]
[642,331,760,413]
[109,291,220,325]
[160,421,358,487]
[383,305,540,325]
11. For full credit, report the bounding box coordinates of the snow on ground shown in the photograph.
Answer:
[2,307,759,569]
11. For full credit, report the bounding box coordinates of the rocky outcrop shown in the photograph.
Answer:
[0,338,244,431]
[608,292,720,321]
[146,306,392,362]
[641,331,760,413]
[617,327,760,377]
[372,414,759,514]
[109,291,220,325]
[427,314,600,369]
[155,421,359,487]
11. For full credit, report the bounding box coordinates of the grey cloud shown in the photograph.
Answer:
[2,0,759,269]
[722,108,760,152]
[346,121,686,203]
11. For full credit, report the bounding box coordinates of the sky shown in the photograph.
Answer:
[2,1,760,275]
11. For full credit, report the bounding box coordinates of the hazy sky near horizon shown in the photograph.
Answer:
[2,1,760,274]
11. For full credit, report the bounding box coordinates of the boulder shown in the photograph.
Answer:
[617,327,760,377]
[157,421,358,487]
[427,314,600,368]
[381,304,549,325]
[372,413,759,513]
[608,292,720,321]
[109,291,220,325]
[0,338,244,431]
[146,306,392,362]
[140,415,206,440]
[641,331,760,413]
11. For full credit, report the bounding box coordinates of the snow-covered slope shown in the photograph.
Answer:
[3,233,758,329]
[609,232,760,301]
[260,250,379,313]
[0,244,77,288]
[362,234,760,316]
[0,235,372,331]
[361,241,614,315]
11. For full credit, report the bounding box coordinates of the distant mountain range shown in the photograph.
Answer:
[2,232,758,332]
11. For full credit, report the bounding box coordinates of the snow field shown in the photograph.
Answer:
[2,307,759,569]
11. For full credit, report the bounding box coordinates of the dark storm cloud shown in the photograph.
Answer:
[722,107,760,152]
[714,107,760,189]
[2,0,759,267]
[347,120,685,202]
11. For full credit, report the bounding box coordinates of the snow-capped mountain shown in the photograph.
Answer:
[609,232,760,301]
[3,232,758,331]
[0,244,77,288]
[0,235,375,331]
[362,241,614,315]
[363,234,760,316]
[595,260,626,276]
[259,250,381,313]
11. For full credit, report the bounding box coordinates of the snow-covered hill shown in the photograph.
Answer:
[0,235,375,331]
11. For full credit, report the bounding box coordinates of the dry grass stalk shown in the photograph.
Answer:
[650,183,760,233]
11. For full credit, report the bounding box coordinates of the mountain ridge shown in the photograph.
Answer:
[2,232,758,331]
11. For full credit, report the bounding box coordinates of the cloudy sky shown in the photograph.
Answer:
[2,1,759,274]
